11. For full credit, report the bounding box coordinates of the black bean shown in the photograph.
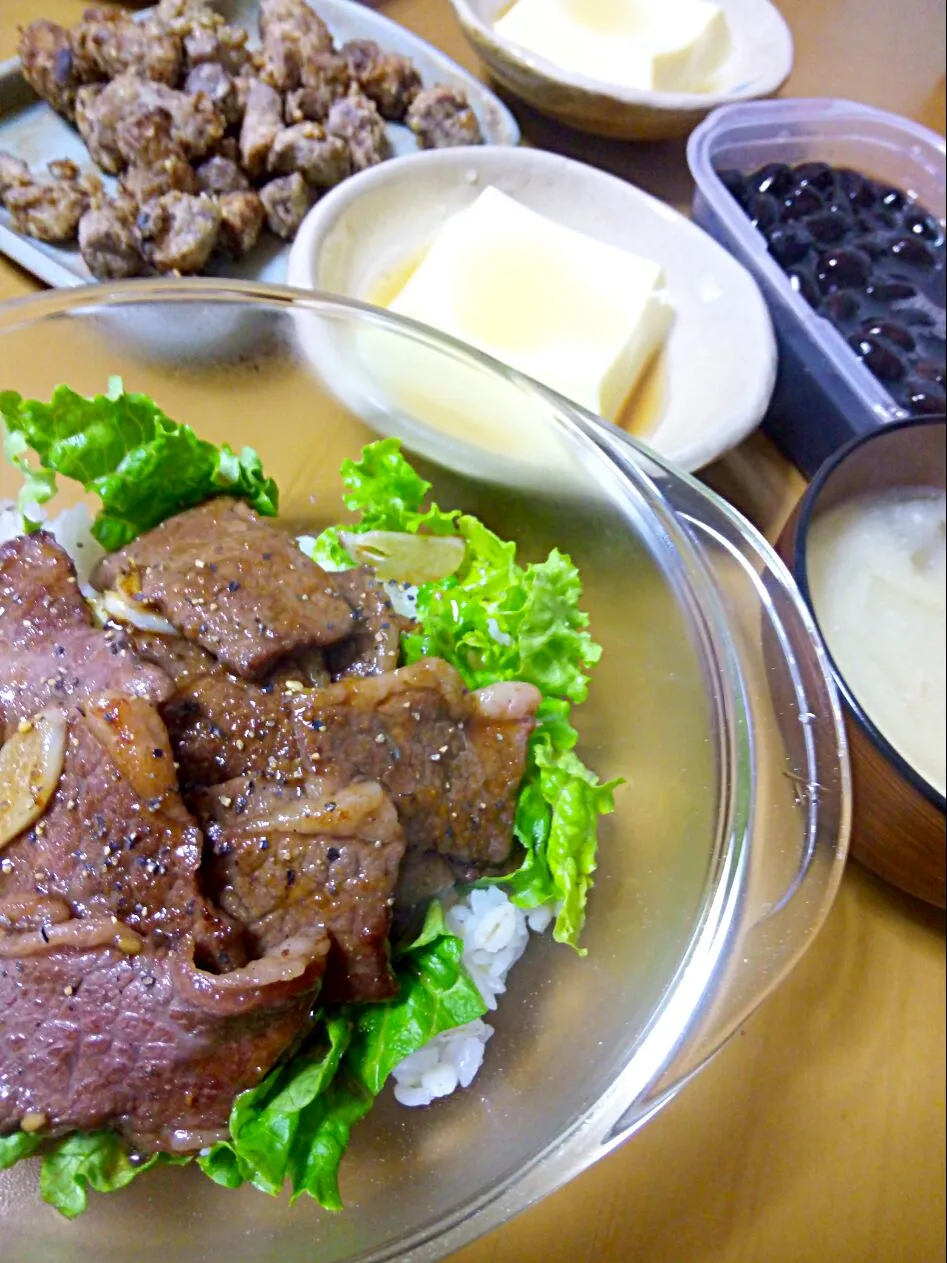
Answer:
[788,265,821,308]
[817,247,872,293]
[915,358,946,387]
[783,185,823,220]
[752,162,794,198]
[717,167,750,206]
[878,185,907,213]
[766,224,811,267]
[747,192,780,230]
[850,234,889,260]
[866,278,917,302]
[793,161,836,193]
[901,208,943,243]
[859,319,916,351]
[836,167,876,208]
[807,208,850,244]
[905,379,946,414]
[890,236,936,268]
[847,333,907,380]
[823,290,860,322]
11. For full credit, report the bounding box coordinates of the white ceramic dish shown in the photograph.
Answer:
[286,145,777,473]
[448,0,794,141]
[0,0,519,288]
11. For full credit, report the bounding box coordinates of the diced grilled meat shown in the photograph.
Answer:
[196,154,250,196]
[406,85,484,149]
[135,190,220,274]
[259,0,334,92]
[292,658,541,866]
[0,150,31,195]
[203,779,406,1003]
[268,122,351,190]
[76,73,225,175]
[325,92,390,171]
[239,78,284,181]
[17,19,84,120]
[70,9,182,86]
[94,499,355,680]
[185,61,241,128]
[0,158,94,243]
[259,171,312,240]
[182,20,250,76]
[78,198,143,279]
[341,39,421,121]
[284,54,352,123]
[217,189,265,257]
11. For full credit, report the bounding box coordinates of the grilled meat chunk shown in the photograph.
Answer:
[406,85,484,149]
[93,499,356,679]
[268,121,351,190]
[259,171,312,240]
[135,190,221,273]
[341,39,421,121]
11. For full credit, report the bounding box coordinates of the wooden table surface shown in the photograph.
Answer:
[1,3,945,1262]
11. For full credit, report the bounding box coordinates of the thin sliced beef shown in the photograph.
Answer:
[203,779,406,1004]
[0,533,329,1151]
[292,658,541,867]
[325,566,408,679]
[0,532,170,736]
[93,498,355,679]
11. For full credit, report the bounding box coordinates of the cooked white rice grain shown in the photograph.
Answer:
[392,887,554,1107]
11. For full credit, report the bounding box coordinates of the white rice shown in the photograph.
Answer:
[391,888,555,1108]
[3,503,553,1110]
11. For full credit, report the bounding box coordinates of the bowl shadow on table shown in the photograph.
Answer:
[449,863,943,1263]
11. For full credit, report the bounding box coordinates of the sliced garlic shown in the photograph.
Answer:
[101,587,177,635]
[0,708,67,850]
[340,530,465,583]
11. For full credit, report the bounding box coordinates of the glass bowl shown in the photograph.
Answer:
[0,282,849,1263]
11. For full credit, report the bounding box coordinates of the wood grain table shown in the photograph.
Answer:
[1,3,945,1262]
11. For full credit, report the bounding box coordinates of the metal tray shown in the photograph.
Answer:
[0,0,520,289]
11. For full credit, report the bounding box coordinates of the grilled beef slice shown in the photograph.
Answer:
[292,658,541,868]
[93,498,355,679]
[0,533,329,1151]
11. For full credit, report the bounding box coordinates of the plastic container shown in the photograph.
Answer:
[0,282,849,1263]
[687,98,946,476]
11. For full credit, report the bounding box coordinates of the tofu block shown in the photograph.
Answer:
[387,187,672,422]
[495,0,732,94]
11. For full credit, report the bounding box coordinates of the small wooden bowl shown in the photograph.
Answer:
[777,418,946,907]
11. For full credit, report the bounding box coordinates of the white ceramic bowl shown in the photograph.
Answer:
[286,146,777,473]
[448,0,794,141]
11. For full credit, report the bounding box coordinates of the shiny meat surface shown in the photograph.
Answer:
[292,658,541,866]
[17,20,84,119]
[406,86,484,149]
[0,533,169,737]
[182,22,250,76]
[325,92,390,172]
[341,39,421,121]
[135,190,220,274]
[70,10,182,86]
[259,172,311,240]
[204,780,406,1003]
[217,189,265,257]
[78,200,142,279]
[94,499,355,679]
[259,0,334,92]
[268,122,351,189]
[239,78,284,181]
